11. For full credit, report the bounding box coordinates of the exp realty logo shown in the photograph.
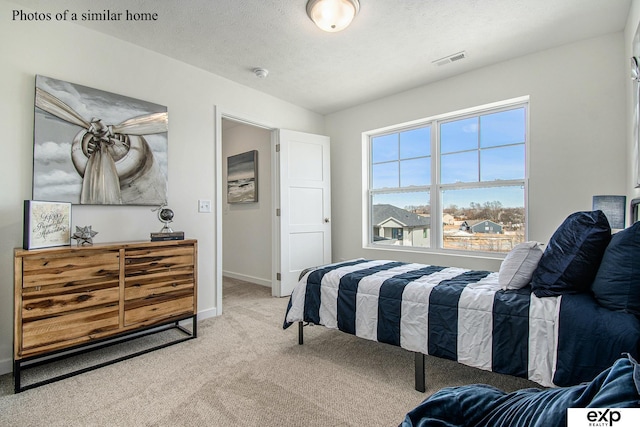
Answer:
[568,408,640,427]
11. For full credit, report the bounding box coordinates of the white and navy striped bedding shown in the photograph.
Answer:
[284,259,640,388]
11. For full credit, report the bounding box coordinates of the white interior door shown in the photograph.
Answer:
[276,129,331,297]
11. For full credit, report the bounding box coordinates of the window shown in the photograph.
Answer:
[367,99,527,254]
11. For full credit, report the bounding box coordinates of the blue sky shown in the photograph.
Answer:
[371,107,526,211]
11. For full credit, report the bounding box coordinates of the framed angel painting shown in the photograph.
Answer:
[32,75,169,205]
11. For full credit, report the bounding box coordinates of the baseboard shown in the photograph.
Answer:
[197,307,217,320]
[223,270,272,288]
[0,357,13,376]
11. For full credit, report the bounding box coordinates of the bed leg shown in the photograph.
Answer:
[414,352,426,393]
[298,321,304,345]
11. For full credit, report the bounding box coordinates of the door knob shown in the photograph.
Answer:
[324,218,330,223]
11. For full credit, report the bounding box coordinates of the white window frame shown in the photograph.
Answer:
[362,96,530,256]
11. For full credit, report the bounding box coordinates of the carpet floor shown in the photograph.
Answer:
[0,277,539,426]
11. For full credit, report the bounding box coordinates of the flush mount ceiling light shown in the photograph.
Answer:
[306,0,360,32]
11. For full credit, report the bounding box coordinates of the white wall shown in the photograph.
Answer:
[0,0,324,373]
[626,0,640,203]
[1,0,632,377]
[326,32,627,272]
[222,122,272,286]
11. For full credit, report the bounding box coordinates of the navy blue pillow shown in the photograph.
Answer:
[531,211,611,297]
[591,222,640,316]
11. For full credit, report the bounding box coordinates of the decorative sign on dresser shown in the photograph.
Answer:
[13,239,198,392]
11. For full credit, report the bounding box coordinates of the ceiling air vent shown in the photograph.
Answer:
[432,51,467,66]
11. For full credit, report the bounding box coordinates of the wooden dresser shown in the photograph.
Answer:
[13,239,198,392]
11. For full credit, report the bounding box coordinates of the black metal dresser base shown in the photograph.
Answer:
[14,315,197,393]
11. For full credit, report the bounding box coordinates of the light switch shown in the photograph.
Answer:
[198,199,211,213]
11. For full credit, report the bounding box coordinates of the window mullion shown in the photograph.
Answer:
[431,122,440,249]
[477,117,481,183]
[397,134,401,187]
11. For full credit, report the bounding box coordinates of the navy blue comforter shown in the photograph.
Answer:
[401,355,640,427]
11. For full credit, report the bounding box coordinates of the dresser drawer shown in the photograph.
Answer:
[23,284,120,319]
[21,304,120,356]
[124,291,194,326]
[124,270,194,300]
[124,245,194,276]
[21,250,120,288]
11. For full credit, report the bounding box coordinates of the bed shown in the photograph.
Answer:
[283,210,640,391]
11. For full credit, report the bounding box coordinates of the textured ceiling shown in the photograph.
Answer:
[10,0,632,114]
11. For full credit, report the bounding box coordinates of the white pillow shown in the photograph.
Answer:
[499,241,544,290]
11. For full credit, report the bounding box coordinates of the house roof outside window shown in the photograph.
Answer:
[373,204,431,228]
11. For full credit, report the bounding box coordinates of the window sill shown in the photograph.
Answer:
[362,245,505,271]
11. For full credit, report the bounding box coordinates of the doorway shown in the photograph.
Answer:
[221,117,274,298]
[216,110,331,316]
